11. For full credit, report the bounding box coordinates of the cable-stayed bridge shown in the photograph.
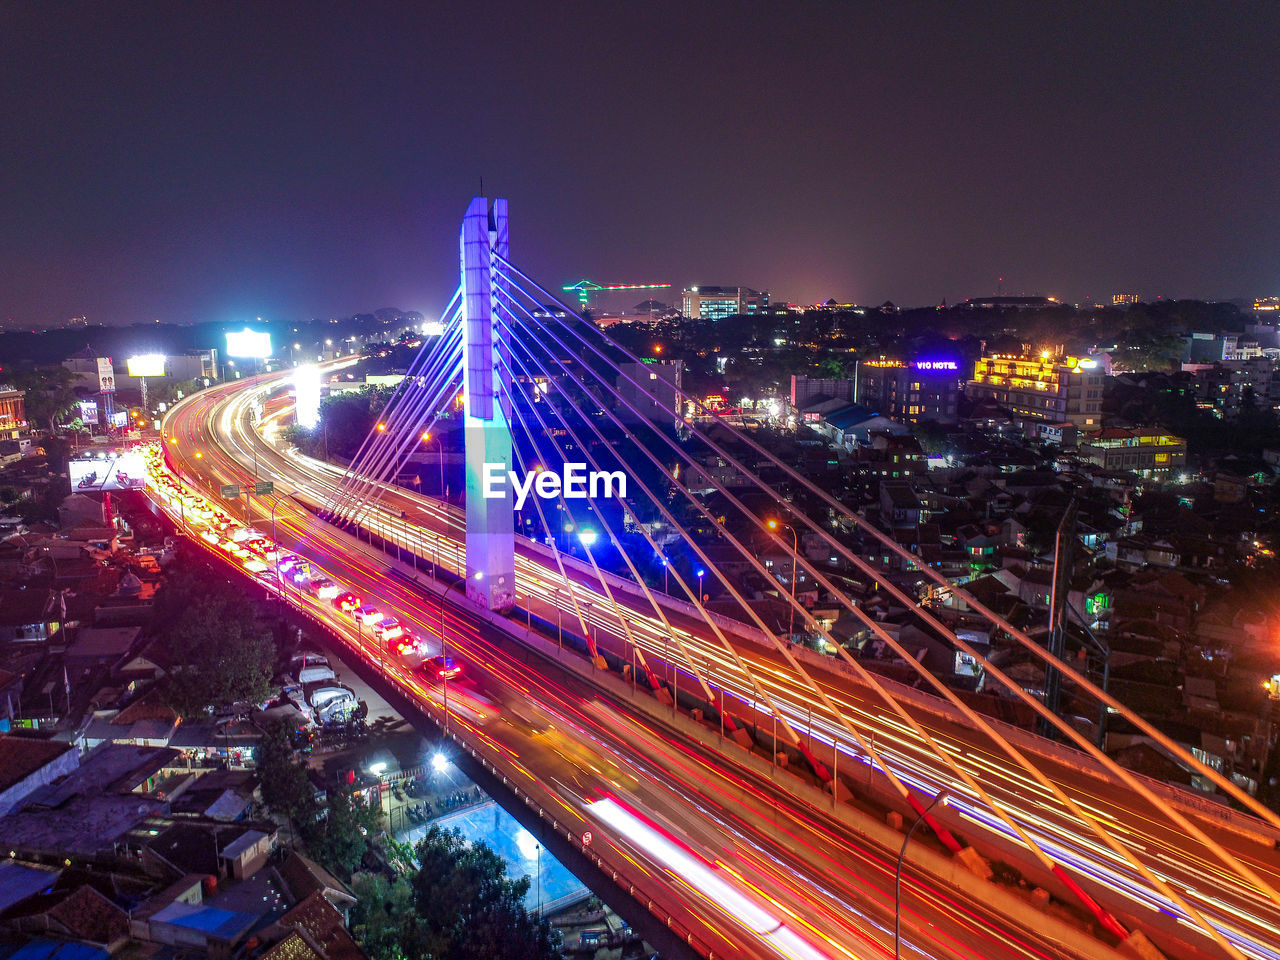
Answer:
[154,198,1280,960]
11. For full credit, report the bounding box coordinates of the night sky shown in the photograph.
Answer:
[3,1,1278,327]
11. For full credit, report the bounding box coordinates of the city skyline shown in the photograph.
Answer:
[3,1,1279,327]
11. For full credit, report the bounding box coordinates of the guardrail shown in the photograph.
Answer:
[142,476,721,959]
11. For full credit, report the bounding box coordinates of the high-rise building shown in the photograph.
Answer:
[856,359,961,424]
[967,353,1104,429]
[790,375,855,409]
[681,286,767,320]
[616,359,684,428]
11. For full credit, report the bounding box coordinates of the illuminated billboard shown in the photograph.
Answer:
[126,354,166,377]
[78,401,99,425]
[96,357,116,393]
[225,328,273,359]
[68,450,147,491]
[294,365,321,430]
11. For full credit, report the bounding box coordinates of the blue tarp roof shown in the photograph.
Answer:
[6,940,109,960]
[824,403,881,430]
[0,862,59,913]
[151,901,258,940]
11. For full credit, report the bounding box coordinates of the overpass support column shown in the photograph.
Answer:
[460,196,516,612]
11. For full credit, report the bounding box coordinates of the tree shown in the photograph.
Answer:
[148,377,202,408]
[301,787,381,876]
[9,366,79,433]
[280,386,396,462]
[350,872,419,960]
[155,565,276,716]
[398,825,563,960]
[254,715,375,878]
[256,718,318,822]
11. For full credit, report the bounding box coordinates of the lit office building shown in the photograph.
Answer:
[856,359,961,423]
[968,353,1104,430]
[681,286,767,320]
[1078,427,1186,477]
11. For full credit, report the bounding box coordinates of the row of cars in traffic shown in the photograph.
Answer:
[141,442,469,703]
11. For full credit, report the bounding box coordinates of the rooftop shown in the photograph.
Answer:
[276,892,363,960]
[149,899,259,942]
[45,884,129,945]
[0,861,61,913]
[0,735,75,794]
[68,627,142,663]
[3,939,109,960]
[26,743,178,806]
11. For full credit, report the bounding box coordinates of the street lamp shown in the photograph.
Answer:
[421,432,443,496]
[767,518,798,645]
[696,567,705,604]
[896,790,950,959]
[438,574,478,734]
[269,499,284,608]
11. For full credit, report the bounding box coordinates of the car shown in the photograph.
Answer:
[349,604,382,626]
[246,538,279,558]
[420,655,461,681]
[334,592,362,612]
[372,616,405,640]
[309,578,339,599]
[389,633,425,657]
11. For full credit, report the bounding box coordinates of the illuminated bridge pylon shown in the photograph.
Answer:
[460,196,516,612]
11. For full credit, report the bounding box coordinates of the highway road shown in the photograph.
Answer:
[143,437,1085,960]
[156,368,1280,960]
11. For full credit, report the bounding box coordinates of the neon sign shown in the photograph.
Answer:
[913,361,958,371]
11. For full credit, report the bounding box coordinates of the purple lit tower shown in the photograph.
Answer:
[460,197,516,612]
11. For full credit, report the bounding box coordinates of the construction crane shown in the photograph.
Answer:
[561,279,672,310]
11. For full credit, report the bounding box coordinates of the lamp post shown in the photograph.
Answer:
[896,790,950,960]
[553,587,563,652]
[439,576,469,735]
[767,519,798,645]
[269,499,283,609]
[696,568,705,604]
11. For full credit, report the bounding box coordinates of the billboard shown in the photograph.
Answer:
[225,328,272,359]
[96,357,116,393]
[78,401,99,425]
[126,354,166,377]
[68,450,146,491]
[294,365,321,430]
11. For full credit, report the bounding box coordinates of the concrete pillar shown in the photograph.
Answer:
[460,197,516,613]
